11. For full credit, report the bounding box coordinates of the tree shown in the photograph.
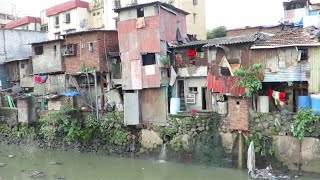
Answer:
[207,26,227,39]
[234,64,263,97]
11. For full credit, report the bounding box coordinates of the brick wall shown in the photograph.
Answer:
[64,31,119,74]
[228,96,249,131]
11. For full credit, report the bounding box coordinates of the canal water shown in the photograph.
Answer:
[0,145,319,180]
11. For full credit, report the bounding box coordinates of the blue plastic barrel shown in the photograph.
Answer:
[297,96,311,110]
[311,95,320,114]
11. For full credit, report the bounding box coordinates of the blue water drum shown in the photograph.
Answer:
[311,95,320,114]
[297,96,311,110]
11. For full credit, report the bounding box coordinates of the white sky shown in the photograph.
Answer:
[0,0,284,30]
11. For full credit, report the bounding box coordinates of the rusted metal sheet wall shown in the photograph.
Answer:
[174,47,207,67]
[263,62,310,82]
[159,8,187,42]
[209,44,251,76]
[207,74,245,96]
[118,16,161,90]
[309,47,320,93]
[124,92,140,125]
[5,61,19,82]
[251,47,310,83]
[140,88,167,124]
[141,65,161,88]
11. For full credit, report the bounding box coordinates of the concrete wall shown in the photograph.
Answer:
[12,23,41,31]
[0,29,47,65]
[119,0,206,39]
[47,8,89,40]
[177,77,207,111]
[17,96,38,123]
[275,136,320,173]
[32,41,64,74]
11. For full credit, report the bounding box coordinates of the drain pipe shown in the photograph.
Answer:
[94,70,99,121]
[238,130,243,169]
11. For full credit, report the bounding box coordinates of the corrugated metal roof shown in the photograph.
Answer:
[113,1,189,15]
[203,33,266,47]
[171,33,267,48]
[31,39,64,45]
[253,26,320,48]
[63,29,117,36]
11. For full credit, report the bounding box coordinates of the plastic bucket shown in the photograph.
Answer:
[297,96,311,110]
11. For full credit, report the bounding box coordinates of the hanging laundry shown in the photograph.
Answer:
[272,91,280,105]
[268,89,273,99]
[279,92,286,101]
[136,17,146,29]
[34,75,48,84]
[188,49,196,59]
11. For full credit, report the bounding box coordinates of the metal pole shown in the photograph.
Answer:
[86,71,93,113]
[94,70,99,121]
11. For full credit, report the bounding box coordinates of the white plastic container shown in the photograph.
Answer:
[170,98,181,114]
[217,101,228,115]
[258,96,269,113]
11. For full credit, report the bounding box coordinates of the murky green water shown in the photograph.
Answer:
[0,145,319,180]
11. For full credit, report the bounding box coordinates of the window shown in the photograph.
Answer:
[97,12,100,16]
[189,87,198,93]
[55,16,59,26]
[65,13,70,23]
[299,48,308,61]
[137,8,144,18]
[193,13,197,24]
[20,63,25,69]
[53,45,57,54]
[193,0,198,5]
[89,42,94,52]
[34,46,43,55]
[93,12,96,16]
[142,53,156,66]
[54,32,61,39]
[40,25,48,32]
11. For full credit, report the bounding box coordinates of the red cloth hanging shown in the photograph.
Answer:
[188,49,196,59]
[279,92,286,100]
[268,89,273,99]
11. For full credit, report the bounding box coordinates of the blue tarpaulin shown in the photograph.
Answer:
[61,92,80,97]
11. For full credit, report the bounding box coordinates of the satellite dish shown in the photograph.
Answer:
[167,0,175,4]
[79,18,88,28]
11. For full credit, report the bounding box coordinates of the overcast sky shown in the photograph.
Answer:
[0,0,284,30]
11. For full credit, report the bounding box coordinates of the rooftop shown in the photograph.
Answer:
[113,1,189,15]
[31,39,64,45]
[62,29,117,36]
[252,26,320,48]
[5,16,41,29]
[46,0,89,17]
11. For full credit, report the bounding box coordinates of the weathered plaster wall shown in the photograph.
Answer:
[0,29,47,64]
[32,41,64,74]
[181,77,206,111]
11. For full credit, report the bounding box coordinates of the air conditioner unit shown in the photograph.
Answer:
[186,94,196,104]
[62,45,75,56]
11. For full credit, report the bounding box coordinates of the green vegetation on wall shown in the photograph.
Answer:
[291,109,320,141]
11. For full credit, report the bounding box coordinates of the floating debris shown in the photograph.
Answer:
[8,155,15,158]
[49,162,63,165]
[0,163,6,167]
[29,171,46,178]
